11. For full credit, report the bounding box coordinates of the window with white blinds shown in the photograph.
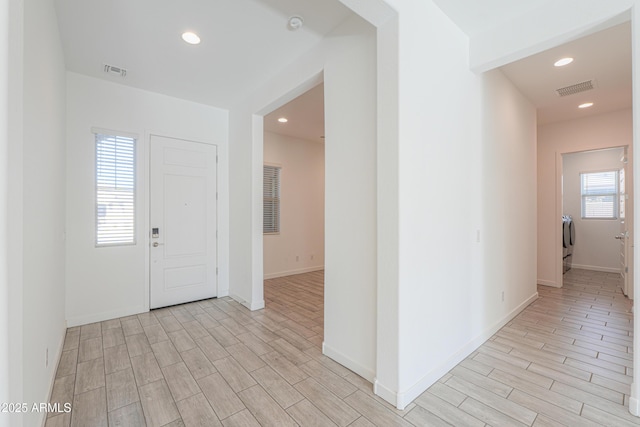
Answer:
[95,133,136,246]
[263,165,281,234]
[581,170,618,219]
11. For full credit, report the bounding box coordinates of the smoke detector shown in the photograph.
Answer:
[555,79,596,97]
[103,64,127,77]
[287,16,304,31]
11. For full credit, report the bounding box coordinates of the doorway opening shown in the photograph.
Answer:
[261,83,326,348]
[561,147,633,297]
[499,21,633,291]
[496,16,636,413]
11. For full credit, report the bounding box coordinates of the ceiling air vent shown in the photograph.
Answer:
[103,64,127,77]
[555,79,595,97]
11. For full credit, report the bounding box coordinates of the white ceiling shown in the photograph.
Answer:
[54,0,632,138]
[264,83,325,144]
[262,19,632,140]
[54,0,352,108]
[500,22,631,125]
[433,0,632,125]
[433,0,554,37]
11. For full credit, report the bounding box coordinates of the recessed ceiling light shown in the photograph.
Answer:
[181,32,201,45]
[554,57,574,67]
[278,117,288,123]
[579,102,594,109]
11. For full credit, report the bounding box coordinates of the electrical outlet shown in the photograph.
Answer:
[501,291,505,302]
[45,348,49,367]
[296,255,299,262]
[310,254,314,260]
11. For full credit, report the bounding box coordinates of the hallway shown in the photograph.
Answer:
[47,269,634,426]
[427,268,634,426]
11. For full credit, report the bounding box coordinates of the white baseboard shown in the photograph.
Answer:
[538,279,561,288]
[41,330,67,427]
[389,292,539,410]
[570,264,621,274]
[230,294,265,311]
[374,379,397,407]
[264,266,324,280]
[323,342,375,383]
[630,392,639,416]
[66,305,146,327]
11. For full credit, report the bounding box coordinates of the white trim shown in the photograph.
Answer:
[230,294,265,311]
[538,279,561,288]
[143,131,151,312]
[66,305,146,327]
[264,266,324,280]
[630,390,640,416]
[91,126,138,140]
[250,299,265,310]
[41,331,66,427]
[323,341,376,383]
[373,379,397,407]
[263,161,282,168]
[389,292,539,410]
[251,71,324,324]
[569,264,621,274]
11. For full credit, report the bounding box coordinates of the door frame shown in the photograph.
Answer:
[248,72,325,312]
[144,131,220,311]
[555,144,634,293]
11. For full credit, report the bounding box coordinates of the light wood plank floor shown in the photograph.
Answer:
[47,268,635,426]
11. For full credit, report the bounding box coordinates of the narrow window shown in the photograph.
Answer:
[95,133,136,246]
[581,170,618,219]
[263,165,281,234]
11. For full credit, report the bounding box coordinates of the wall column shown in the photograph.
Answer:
[0,0,10,422]
[630,4,640,417]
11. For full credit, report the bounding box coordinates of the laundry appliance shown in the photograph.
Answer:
[562,215,575,273]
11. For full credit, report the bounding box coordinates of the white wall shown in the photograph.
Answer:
[481,68,539,326]
[538,109,633,287]
[0,0,11,424]
[229,0,540,410]
[480,66,540,341]
[11,0,68,426]
[6,0,24,424]
[66,72,229,326]
[228,13,378,379]
[263,131,324,279]
[563,148,625,272]
[370,0,539,408]
[322,16,377,381]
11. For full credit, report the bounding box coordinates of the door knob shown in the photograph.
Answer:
[153,242,164,247]
[615,235,625,240]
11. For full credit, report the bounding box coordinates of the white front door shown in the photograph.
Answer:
[150,135,217,309]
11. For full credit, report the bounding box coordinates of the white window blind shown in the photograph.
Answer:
[263,165,281,234]
[95,133,136,246]
[581,171,618,219]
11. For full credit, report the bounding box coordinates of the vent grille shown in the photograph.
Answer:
[103,64,127,77]
[556,80,595,97]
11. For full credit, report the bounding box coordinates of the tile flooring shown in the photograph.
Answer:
[47,269,635,426]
